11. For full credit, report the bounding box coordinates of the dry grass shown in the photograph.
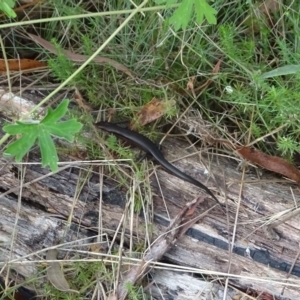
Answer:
[0,1,300,299]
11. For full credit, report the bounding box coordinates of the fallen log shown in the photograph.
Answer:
[0,133,300,299]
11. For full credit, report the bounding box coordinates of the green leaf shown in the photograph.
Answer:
[4,132,37,161]
[194,0,217,25]
[4,122,35,135]
[169,0,193,30]
[3,100,83,172]
[260,65,300,79]
[38,128,59,171]
[44,120,83,142]
[42,99,69,124]
[157,0,217,30]
[0,0,16,18]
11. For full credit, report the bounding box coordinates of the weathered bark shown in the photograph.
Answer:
[0,135,300,299]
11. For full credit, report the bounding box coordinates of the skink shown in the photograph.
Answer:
[95,121,221,207]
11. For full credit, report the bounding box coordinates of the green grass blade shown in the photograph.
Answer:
[261,65,300,78]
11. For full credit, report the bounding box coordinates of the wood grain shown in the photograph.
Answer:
[0,136,300,299]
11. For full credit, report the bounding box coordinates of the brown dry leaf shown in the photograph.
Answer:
[73,87,91,112]
[186,75,195,92]
[185,197,206,216]
[236,146,300,184]
[194,58,222,92]
[131,97,176,128]
[212,57,222,74]
[0,58,46,73]
[46,249,79,293]
[28,33,135,79]
[177,197,208,237]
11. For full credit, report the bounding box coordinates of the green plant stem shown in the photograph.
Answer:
[0,133,10,147]
[0,35,12,93]
[0,32,13,156]
[0,5,178,30]
[0,0,153,149]
[26,0,150,116]
[0,0,148,150]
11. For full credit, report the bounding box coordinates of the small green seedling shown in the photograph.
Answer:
[3,99,83,172]
[154,0,217,30]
